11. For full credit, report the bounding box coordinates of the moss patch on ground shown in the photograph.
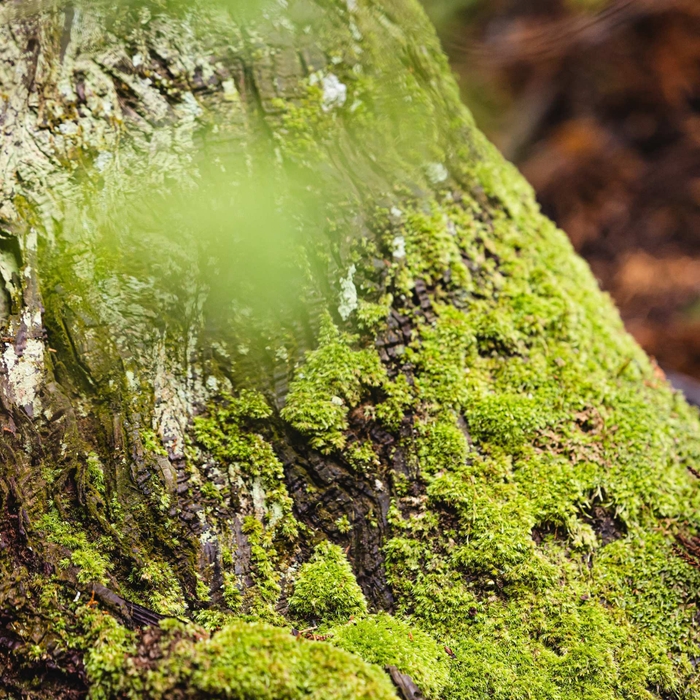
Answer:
[85,617,398,700]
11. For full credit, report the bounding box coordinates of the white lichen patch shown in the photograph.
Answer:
[392,235,406,259]
[2,336,44,417]
[338,264,358,320]
[321,74,347,112]
[426,162,449,184]
[94,151,113,173]
[251,478,267,520]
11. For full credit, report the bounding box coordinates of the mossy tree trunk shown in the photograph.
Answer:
[1,1,700,698]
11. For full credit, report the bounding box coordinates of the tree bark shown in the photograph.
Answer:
[1,1,699,698]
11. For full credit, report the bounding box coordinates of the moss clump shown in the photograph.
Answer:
[194,390,297,537]
[220,571,243,614]
[345,441,381,472]
[242,515,283,620]
[378,186,700,696]
[465,393,546,450]
[141,429,167,457]
[86,453,106,496]
[329,613,449,699]
[36,511,112,585]
[281,315,387,453]
[85,618,398,700]
[83,611,138,700]
[288,541,368,624]
[281,312,416,452]
[397,207,472,293]
[136,560,187,616]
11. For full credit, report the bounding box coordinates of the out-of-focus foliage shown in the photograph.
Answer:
[101,159,312,314]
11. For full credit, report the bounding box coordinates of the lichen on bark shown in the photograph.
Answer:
[1,0,700,698]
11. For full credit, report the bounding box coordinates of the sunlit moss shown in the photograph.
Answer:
[36,511,112,585]
[281,315,387,453]
[288,541,368,624]
[328,613,450,699]
[137,560,187,616]
[241,515,284,621]
[85,618,398,700]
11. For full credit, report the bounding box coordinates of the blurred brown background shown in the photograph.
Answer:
[422,0,700,394]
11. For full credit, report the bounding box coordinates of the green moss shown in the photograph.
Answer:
[194,390,297,537]
[86,453,106,496]
[415,414,470,476]
[441,587,678,700]
[242,515,283,619]
[135,560,187,616]
[345,441,381,472]
[195,572,211,602]
[289,541,368,624]
[356,298,391,332]
[397,206,471,293]
[222,570,243,612]
[328,613,449,699]
[37,511,112,585]
[282,313,418,453]
[141,428,167,457]
[87,618,398,700]
[377,183,700,696]
[406,305,477,410]
[375,373,417,431]
[281,314,387,453]
[335,515,352,534]
[465,393,546,449]
[193,609,236,632]
[83,611,139,700]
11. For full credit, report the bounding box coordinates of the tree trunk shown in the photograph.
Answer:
[1,1,699,698]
